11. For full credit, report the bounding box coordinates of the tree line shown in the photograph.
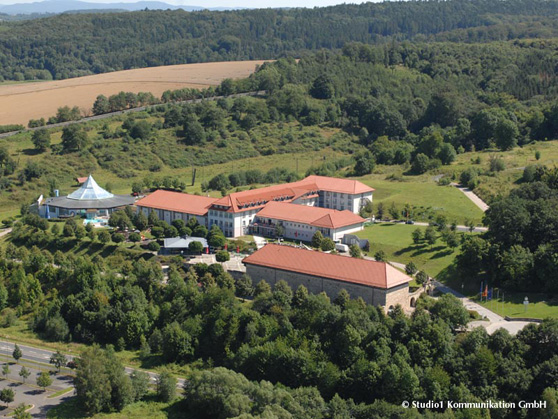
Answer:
[3,0,558,80]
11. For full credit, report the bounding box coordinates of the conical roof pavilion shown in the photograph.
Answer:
[67,175,114,200]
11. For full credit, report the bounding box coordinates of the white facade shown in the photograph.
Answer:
[138,206,208,228]
[252,215,364,242]
[319,191,373,213]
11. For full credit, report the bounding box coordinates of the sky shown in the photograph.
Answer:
[0,0,370,7]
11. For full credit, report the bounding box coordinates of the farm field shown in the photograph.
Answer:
[0,60,268,125]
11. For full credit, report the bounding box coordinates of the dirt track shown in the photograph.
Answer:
[0,60,268,125]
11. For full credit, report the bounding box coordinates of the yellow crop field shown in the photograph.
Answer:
[0,60,268,125]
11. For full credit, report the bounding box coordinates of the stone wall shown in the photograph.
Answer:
[246,264,409,311]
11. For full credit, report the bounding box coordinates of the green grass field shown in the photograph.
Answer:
[358,175,484,225]
[356,223,462,277]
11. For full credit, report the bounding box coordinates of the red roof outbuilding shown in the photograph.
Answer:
[243,244,411,289]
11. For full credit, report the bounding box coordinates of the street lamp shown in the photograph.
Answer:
[524,296,529,313]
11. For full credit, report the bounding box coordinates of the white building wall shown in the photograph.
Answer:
[138,206,208,227]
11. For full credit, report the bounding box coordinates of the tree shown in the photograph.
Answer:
[311,231,324,248]
[405,261,417,276]
[208,225,226,247]
[2,364,9,379]
[18,366,30,383]
[535,150,542,161]
[310,74,334,99]
[61,125,87,152]
[424,227,437,247]
[389,202,399,220]
[320,238,335,251]
[128,232,141,242]
[430,294,469,329]
[156,371,177,402]
[353,151,375,176]
[416,271,428,285]
[438,143,456,165]
[97,229,111,243]
[374,250,387,262]
[12,403,31,419]
[411,153,430,174]
[489,155,506,172]
[216,250,230,262]
[12,344,22,363]
[130,371,150,402]
[74,346,112,413]
[0,388,14,407]
[183,117,206,145]
[50,351,67,373]
[494,119,519,151]
[188,240,204,254]
[31,129,50,151]
[412,228,422,244]
[349,244,362,258]
[376,202,385,220]
[37,371,52,391]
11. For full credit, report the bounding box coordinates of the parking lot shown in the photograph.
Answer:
[0,362,74,418]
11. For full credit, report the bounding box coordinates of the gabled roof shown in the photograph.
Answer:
[135,190,218,216]
[243,244,411,289]
[67,175,114,200]
[256,201,365,229]
[211,175,373,213]
[303,175,375,195]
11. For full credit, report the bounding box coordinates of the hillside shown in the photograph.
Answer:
[0,60,267,125]
[3,0,558,80]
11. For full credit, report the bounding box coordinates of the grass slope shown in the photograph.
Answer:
[356,223,461,277]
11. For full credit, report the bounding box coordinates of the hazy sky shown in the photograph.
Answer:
[0,0,371,7]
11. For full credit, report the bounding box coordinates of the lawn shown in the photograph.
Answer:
[435,260,558,319]
[476,292,558,320]
[356,223,463,277]
[357,175,484,225]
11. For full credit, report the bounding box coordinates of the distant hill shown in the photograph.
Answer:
[2,0,558,81]
[0,0,238,15]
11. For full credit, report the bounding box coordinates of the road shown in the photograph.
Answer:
[0,340,186,388]
[0,91,265,139]
[451,183,490,212]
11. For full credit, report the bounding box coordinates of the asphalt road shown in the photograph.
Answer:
[0,340,186,388]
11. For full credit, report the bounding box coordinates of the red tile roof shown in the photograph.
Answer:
[303,175,375,195]
[243,244,411,289]
[212,175,373,213]
[256,201,365,229]
[135,190,218,216]
[76,177,88,184]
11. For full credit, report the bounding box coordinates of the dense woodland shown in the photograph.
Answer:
[3,0,558,80]
[2,212,558,418]
[2,1,558,416]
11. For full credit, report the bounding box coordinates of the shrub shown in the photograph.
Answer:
[147,241,160,252]
[112,233,125,243]
[215,250,230,262]
[128,232,142,242]
[320,238,335,251]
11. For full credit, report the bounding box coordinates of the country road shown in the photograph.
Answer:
[0,90,266,139]
[0,340,186,388]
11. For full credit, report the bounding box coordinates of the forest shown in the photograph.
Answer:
[3,0,558,80]
[3,211,558,418]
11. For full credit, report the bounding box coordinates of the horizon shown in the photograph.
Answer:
[0,0,371,8]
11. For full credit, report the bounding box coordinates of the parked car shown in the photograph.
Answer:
[406,220,415,224]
